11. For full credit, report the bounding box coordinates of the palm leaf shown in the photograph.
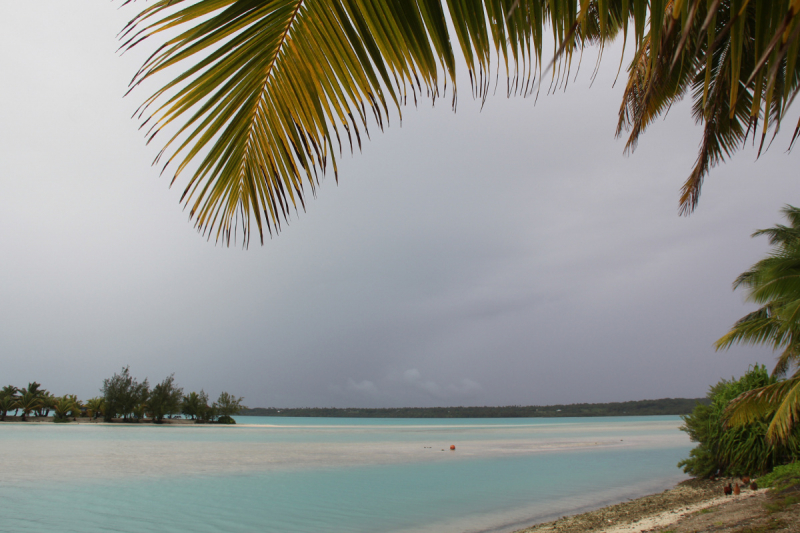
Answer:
[121,1,800,243]
[726,370,800,443]
[123,0,457,244]
[714,303,794,352]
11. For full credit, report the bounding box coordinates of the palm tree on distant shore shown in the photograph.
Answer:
[716,205,800,444]
[85,397,105,420]
[1,386,19,417]
[121,0,800,245]
[53,396,82,421]
[13,391,43,422]
[0,395,14,421]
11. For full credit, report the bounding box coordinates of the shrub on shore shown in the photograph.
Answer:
[102,367,149,422]
[215,392,246,424]
[147,374,183,423]
[758,462,800,490]
[678,365,800,477]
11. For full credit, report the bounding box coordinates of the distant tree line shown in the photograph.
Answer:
[240,398,709,418]
[0,367,246,424]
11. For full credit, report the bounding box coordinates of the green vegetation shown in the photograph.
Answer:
[215,392,246,424]
[181,391,203,420]
[102,367,149,422]
[0,383,51,421]
[146,374,184,423]
[191,390,219,423]
[0,370,246,424]
[0,394,13,421]
[758,462,800,491]
[15,391,43,422]
[759,461,800,520]
[241,398,707,418]
[84,397,105,420]
[678,366,800,478]
[52,395,81,422]
[716,206,800,445]
[119,1,800,244]
[676,206,800,484]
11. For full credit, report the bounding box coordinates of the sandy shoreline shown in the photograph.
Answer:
[515,477,798,533]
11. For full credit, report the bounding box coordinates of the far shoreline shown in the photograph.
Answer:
[239,398,708,419]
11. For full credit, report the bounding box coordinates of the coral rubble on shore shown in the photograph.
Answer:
[517,478,799,533]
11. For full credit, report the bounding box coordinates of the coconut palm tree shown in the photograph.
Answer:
[36,392,56,418]
[19,382,52,417]
[52,395,82,421]
[13,391,43,422]
[716,205,800,444]
[120,0,800,245]
[85,397,106,420]
[1,385,19,417]
[0,395,14,421]
[25,382,43,394]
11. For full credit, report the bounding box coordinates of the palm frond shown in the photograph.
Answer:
[726,370,800,444]
[121,1,800,242]
[715,303,793,351]
[123,0,462,244]
[773,340,800,376]
[766,370,800,442]
[122,0,604,245]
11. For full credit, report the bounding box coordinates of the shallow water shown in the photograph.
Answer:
[0,416,692,533]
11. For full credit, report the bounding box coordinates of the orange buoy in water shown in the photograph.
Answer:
[450,445,456,450]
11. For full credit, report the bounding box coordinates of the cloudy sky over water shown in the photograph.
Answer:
[1,2,797,408]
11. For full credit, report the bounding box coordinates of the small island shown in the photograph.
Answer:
[0,366,246,424]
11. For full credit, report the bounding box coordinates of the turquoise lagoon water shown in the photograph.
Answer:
[0,416,693,533]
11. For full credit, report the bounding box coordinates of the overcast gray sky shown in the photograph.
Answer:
[1,2,797,408]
